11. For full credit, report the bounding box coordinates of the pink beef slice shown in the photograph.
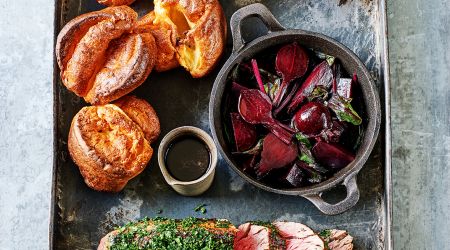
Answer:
[234,223,271,250]
[327,230,354,250]
[273,222,324,250]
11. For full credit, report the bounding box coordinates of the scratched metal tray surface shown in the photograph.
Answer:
[50,0,392,249]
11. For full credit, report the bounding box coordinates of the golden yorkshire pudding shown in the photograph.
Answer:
[136,11,180,72]
[148,0,227,78]
[114,95,161,144]
[97,0,136,6]
[68,97,160,192]
[56,6,156,105]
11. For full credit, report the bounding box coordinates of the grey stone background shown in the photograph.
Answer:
[389,0,450,249]
[0,0,448,249]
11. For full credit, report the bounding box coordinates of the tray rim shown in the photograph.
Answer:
[378,0,393,248]
[48,0,393,248]
[49,0,61,248]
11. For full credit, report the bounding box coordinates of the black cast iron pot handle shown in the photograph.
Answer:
[304,174,360,215]
[230,3,285,53]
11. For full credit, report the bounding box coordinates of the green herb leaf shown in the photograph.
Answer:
[264,84,269,94]
[327,95,362,125]
[295,133,312,149]
[299,153,314,164]
[307,85,329,102]
[326,55,335,66]
[315,51,335,66]
[194,204,208,214]
[319,229,332,238]
[308,170,323,183]
[269,78,281,100]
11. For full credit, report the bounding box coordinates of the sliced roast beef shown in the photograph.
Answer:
[234,223,271,250]
[320,229,354,250]
[273,222,324,250]
[234,222,285,250]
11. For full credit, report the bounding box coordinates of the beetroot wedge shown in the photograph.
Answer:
[312,141,355,169]
[273,43,309,107]
[281,163,304,187]
[257,133,298,177]
[337,73,358,98]
[231,113,257,152]
[238,89,293,144]
[232,82,249,99]
[287,61,334,114]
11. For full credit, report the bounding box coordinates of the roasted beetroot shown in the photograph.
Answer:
[293,102,331,136]
[258,133,298,177]
[273,43,309,106]
[282,164,304,187]
[251,59,266,93]
[321,120,347,143]
[287,61,334,114]
[337,73,358,98]
[232,82,248,99]
[327,95,362,125]
[230,113,257,152]
[312,141,355,169]
[238,89,293,144]
[227,42,363,188]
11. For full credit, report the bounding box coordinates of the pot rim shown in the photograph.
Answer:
[209,28,381,196]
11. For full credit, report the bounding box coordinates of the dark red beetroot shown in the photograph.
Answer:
[231,82,248,100]
[281,164,304,187]
[336,73,358,98]
[273,43,309,107]
[293,102,331,136]
[287,61,334,114]
[230,113,257,152]
[312,141,355,169]
[258,133,297,176]
[322,120,347,143]
[251,59,266,93]
[239,89,293,144]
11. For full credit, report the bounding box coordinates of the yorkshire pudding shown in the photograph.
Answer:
[97,0,136,6]
[56,6,156,105]
[136,11,180,72]
[68,96,160,192]
[141,0,227,78]
[114,95,161,144]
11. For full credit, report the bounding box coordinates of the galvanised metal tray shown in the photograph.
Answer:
[50,0,392,249]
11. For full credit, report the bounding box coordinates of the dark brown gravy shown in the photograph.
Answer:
[164,135,210,182]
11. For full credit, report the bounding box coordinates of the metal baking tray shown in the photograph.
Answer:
[50,0,392,249]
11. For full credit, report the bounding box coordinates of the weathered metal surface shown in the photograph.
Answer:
[388,0,450,249]
[51,0,391,249]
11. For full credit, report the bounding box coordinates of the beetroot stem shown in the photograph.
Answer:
[251,59,266,93]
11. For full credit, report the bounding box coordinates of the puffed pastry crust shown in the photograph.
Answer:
[56,6,156,105]
[139,0,227,77]
[97,0,136,6]
[68,97,160,192]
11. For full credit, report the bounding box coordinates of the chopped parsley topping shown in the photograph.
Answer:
[110,217,234,250]
[194,204,207,214]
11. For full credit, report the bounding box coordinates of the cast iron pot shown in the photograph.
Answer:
[209,3,381,215]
